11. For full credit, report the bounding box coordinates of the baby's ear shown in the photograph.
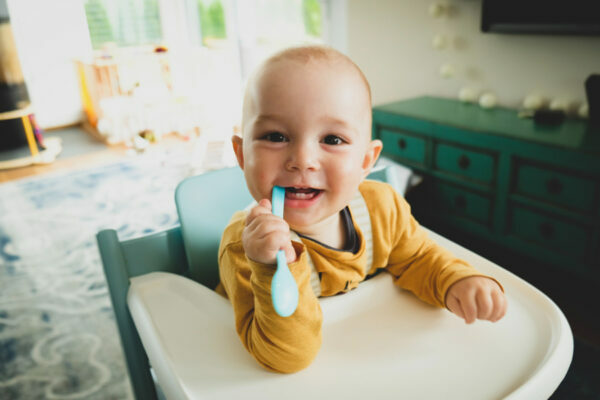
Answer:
[231,135,244,169]
[361,139,383,177]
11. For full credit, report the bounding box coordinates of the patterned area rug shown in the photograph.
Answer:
[0,153,193,399]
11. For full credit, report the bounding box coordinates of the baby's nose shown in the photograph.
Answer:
[285,143,319,171]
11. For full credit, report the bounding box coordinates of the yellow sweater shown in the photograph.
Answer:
[218,180,488,373]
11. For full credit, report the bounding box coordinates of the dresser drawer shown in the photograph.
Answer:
[508,205,589,261]
[514,163,597,213]
[434,143,495,184]
[380,129,426,165]
[431,182,492,226]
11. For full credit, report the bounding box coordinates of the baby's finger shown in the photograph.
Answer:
[490,290,508,322]
[245,199,272,226]
[475,290,494,321]
[446,296,465,321]
[258,234,285,255]
[246,214,290,240]
[461,293,478,324]
[283,240,297,263]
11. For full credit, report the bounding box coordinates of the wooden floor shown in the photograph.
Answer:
[0,129,192,183]
[0,147,127,183]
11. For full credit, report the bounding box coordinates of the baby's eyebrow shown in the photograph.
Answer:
[318,116,359,135]
[254,114,284,124]
[319,115,350,126]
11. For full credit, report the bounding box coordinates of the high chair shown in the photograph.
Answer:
[96,166,573,400]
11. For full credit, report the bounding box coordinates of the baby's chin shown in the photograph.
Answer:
[285,215,320,234]
[286,218,313,234]
[286,212,340,235]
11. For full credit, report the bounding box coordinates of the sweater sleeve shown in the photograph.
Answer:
[384,189,488,308]
[218,215,322,373]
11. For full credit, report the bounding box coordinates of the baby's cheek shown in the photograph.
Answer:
[337,162,365,187]
[328,167,364,205]
[246,166,272,200]
[334,154,362,175]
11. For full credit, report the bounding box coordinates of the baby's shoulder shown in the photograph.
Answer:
[220,210,247,248]
[358,179,411,226]
[359,179,399,205]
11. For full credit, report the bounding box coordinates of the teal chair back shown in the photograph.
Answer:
[175,166,253,288]
[97,167,251,400]
[97,165,396,400]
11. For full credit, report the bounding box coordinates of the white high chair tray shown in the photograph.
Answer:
[127,229,573,400]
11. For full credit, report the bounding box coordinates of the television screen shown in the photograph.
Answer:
[481,1,600,36]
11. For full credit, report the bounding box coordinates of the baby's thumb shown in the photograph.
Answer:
[284,241,297,264]
[258,198,271,210]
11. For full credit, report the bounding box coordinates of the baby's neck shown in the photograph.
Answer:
[294,211,345,249]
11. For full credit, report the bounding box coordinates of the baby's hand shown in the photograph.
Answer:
[445,276,507,324]
[243,199,297,265]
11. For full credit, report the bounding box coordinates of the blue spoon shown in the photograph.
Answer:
[271,186,299,317]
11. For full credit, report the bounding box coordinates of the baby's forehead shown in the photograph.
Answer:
[242,48,372,137]
[247,58,371,118]
[257,55,366,90]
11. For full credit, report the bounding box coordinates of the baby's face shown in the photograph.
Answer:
[235,58,380,233]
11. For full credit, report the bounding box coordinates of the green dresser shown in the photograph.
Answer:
[373,96,600,279]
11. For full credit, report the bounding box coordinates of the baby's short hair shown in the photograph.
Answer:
[263,45,372,105]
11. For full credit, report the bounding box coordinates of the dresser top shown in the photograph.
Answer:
[374,96,600,155]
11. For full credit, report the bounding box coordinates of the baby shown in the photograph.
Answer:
[217,45,507,373]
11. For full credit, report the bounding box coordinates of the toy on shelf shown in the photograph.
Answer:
[77,45,203,146]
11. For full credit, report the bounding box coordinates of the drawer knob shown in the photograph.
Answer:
[458,155,470,169]
[454,195,467,209]
[398,138,407,149]
[545,178,563,195]
[538,222,555,239]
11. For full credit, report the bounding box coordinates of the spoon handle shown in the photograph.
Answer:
[272,186,285,218]
[271,186,298,317]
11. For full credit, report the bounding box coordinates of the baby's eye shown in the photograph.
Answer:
[262,132,288,142]
[322,135,345,145]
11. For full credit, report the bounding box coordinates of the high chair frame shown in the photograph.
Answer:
[97,165,573,400]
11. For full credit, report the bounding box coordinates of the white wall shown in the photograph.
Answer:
[347,0,600,110]
[7,0,92,129]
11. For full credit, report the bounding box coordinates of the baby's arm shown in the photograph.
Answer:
[219,202,322,373]
[445,276,507,323]
[379,185,506,322]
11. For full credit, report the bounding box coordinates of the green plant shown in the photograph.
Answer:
[198,0,227,43]
[302,0,322,37]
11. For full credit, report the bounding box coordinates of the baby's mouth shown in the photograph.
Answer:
[285,187,322,200]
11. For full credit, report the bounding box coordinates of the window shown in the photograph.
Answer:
[252,0,324,43]
[84,0,163,49]
[84,0,330,57]
[197,0,228,45]
[231,0,328,80]
[81,0,336,141]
